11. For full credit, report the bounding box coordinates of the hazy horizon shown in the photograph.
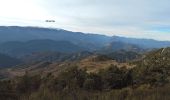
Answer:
[0,0,170,41]
[1,25,170,42]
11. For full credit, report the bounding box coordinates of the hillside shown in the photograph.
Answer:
[0,40,84,58]
[134,47,170,67]
[0,47,170,100]
[21,51,93,64]
[0,54,132,78]
[76,55,132,73]
[0,53,22,68]
[99,41,143,53]
[1,26,170,100]
[132,47,170,85]
[106,50,141,63]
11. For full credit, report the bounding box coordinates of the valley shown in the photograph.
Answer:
[0,26,170,100]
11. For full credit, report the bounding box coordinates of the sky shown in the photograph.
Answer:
[0,0,170,41]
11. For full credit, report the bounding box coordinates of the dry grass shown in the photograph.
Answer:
[0,55,135,78]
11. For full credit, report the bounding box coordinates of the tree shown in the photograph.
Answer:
[83,73,102,90]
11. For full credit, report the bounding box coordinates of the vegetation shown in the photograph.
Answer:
[0,48,170,100]
[106,50,141,63]
[0,62,170,100]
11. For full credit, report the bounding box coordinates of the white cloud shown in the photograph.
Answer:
[0,0,170,40]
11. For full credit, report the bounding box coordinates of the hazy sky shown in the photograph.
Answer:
[0,0,170,40]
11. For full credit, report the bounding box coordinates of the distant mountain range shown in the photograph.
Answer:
[0,26,170,68]
[1,27,170,100]
[112,36,170,49]
[0,26,111,50]
[100,41,144,53]
[0,26,170,50]
[0,40,83,58]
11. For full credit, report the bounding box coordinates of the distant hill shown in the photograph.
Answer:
[1,26,170,50]
[21,51,93,64]
[99,41,143,53]
[0,40,83,58]
[106,50,141,63]
[0,53,22,68]
[0,26,111,50]
[0,26,170,69]
[0,54,131,78]
[112,36,170,49]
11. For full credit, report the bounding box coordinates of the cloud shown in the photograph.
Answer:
[0,0,170,40]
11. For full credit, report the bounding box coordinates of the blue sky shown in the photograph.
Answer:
[0,0,170,40]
